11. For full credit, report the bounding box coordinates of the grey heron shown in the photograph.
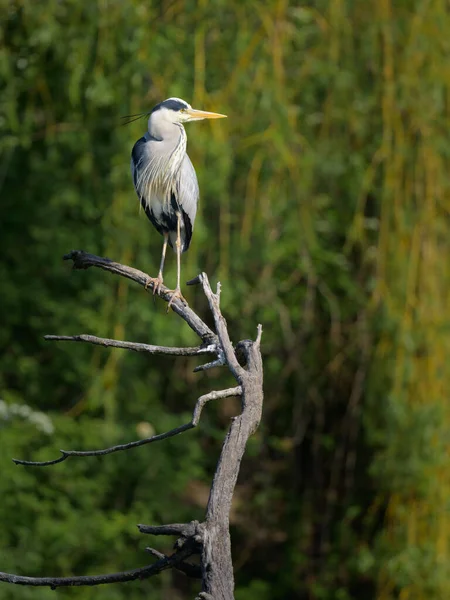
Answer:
[129,97,227,307]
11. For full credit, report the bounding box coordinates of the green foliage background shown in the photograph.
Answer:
[1,0,450,598]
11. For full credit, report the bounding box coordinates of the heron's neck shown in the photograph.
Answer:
[149,118,185,161]
[145,120,187,200]
[148,116,181,144]
[169,124,187,171]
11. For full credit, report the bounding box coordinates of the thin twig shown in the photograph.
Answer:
[44,335,216,357]
[63,251,217,344]
[145,548,164,558]
[13,388,242,467]
[193,358,226,373]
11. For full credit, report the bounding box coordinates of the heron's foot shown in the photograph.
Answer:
[144,275,164,296]
[166,287,187,311]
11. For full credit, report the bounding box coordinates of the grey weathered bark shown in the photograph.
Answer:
[0,251,264,600]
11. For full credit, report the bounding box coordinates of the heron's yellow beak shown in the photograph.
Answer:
[185,108,227,121]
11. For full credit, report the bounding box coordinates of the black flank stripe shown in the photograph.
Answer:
[181,210,193,252]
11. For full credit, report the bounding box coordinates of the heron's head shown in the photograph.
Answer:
[151,98,227,125]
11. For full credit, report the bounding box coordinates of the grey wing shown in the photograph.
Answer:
[177,153,199,234]
[130,135,167,237]
[131,136,144,188]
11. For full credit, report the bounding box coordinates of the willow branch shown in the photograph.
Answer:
[44,334,216,357]
[13,387,242,467]
[64,251,216,344]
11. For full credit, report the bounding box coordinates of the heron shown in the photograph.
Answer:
[129,97,227,307]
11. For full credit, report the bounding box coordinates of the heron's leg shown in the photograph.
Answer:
[176,213,182,292]
[158,233,169,281]
[167,213,187,309]
[145,233,168,295]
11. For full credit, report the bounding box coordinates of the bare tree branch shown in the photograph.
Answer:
[199,319,264,599]
[199,273,246,381]
[13,388,242,467]
[145,548,201,579]
[64,250,217,344]
[0,546,194,589]
[44,334,216,357]
[138,522,198,537]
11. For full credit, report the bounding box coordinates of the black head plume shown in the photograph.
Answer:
[120,111,151,126]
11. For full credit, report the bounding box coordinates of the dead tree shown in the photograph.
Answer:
[0,251,263,600]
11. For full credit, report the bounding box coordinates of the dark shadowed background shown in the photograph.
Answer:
[1,1,450,598]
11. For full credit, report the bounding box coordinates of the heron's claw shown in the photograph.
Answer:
[166,287,187,311]
[144,276,164,296]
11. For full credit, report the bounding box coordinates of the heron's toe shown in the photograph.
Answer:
[166,288,187,311]
[153,277,164,296]
[144,276,164,295]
